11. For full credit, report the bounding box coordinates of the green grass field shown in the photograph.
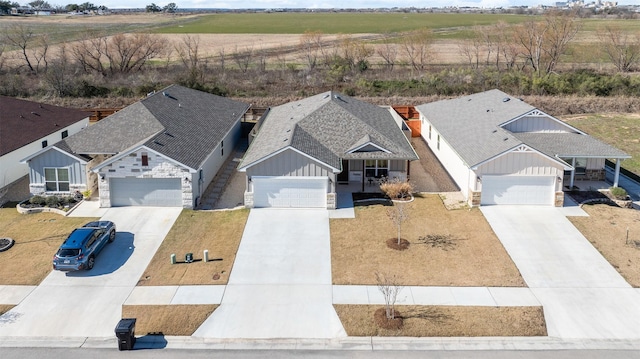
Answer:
[154,12,533,34]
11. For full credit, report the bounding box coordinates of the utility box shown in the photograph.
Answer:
[185,252,193,263]
[115,318,136,351]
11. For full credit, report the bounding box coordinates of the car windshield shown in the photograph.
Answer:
[57,248,80,257]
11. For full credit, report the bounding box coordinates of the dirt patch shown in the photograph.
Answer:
[122,304,216,336]
[569,204,640,287]
[331,194,525,287]
[335,305,547,337]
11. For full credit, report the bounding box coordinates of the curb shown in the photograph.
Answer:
[3,335,640,351]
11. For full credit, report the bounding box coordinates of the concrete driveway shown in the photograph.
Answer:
[193,209,347,339]
[0,207,181,338]
[481,206,640,339]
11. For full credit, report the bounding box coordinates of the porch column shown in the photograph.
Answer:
[614,159,622,187]
[570,157,576,189]
[361,160,365,192]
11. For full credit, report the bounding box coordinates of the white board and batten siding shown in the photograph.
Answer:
[252,176,328,208]
[503,114,569,133]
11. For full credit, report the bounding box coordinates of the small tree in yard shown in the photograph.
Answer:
[387,202,409,247]
[375,271,404,326]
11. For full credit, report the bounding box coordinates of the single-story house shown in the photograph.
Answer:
[237,91,418,209]
[416,89,630,207]
[1,96,89,202]
[22,85,250,208]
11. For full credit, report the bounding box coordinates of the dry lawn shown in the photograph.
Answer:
[122,304,217,336]
[335,305,547,337]
[331,194,525,287]
[0,208,98,285]
[0,305,14,316]
[569,204,640,287]
[138,209,249,286]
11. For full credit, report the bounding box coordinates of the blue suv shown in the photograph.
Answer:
[53,221,116,271]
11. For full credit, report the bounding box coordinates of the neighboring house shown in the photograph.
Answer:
[22,85,250,209]
[416,89,630,207]
[1,96,89,202]
[237,91,418,209]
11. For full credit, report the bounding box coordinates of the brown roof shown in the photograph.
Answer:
[0,96,89,156]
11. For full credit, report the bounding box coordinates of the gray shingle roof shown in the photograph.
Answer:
[59,102,163,154]
[416,89,534,167]
[56,85,249,170]
[513,132,630,159]
[416,89,629,167]
[239,91,418,170]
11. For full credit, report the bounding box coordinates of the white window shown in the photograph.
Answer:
[437,135,440,150]
[365,159,389,178]
[44,168,70,192]
[428,125,432,140]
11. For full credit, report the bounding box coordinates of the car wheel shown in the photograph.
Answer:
[87,256,95,270]
[109,230,116,243]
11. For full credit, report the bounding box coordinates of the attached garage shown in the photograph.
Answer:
[110,177,182,207]
[481,175,555,206]
[252,176,327,208]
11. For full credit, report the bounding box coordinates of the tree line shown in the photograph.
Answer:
[1,10,640,101]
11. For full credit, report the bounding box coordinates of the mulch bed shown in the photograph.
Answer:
[567,190,617,205]
[386,238,410,250]
[374,307,403,330]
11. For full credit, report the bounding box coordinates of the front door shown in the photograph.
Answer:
[337,160,349,183]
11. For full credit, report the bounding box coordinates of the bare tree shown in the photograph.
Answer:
[105,33,166,74]
[598,25,640,72]
[496,22,522,70]
[375,271,404,320]
[71,32,166,76]
[300,30,322,71]
[514,11,579,74]
[4,24,37,73]
[174,34,206,85]
[458,34,482,69]
[401,28,433,71]
[377,35,398,70]
[44,44,75,96]
[387,202,409,246]
[232,44,253,73]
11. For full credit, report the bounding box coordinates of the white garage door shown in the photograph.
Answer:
[253,176,327,208]
[110,178,182,207]
[481,175,555,206]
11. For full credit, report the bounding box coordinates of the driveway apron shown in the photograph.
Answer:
[481,206,640,339]
[0,207,181,338]
[193,208,347,339]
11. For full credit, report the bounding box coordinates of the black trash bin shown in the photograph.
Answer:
[115,318,136,351]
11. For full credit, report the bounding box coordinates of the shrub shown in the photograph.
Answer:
[380,179,414,200]
[610,186,628,200]
[29,195,46,206]
[45,196,60,208]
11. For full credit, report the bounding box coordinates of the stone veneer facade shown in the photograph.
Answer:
[97,149,193,208]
